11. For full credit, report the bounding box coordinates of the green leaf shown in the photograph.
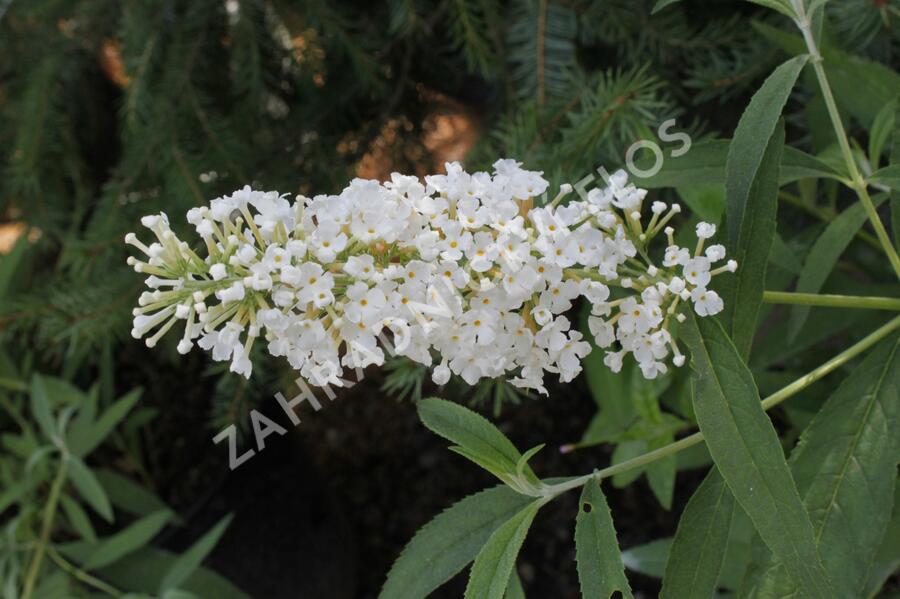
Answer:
[634,141,840,189]
[380,485,535,599]
[95,468,174,520]
[610,440,648,488]
[660,469,734,599]
[676,184,725,224]
[863,479,900,599]
[746,0,796,18]
[0,478,35,513]
[769,232,803,275]
[870,164,900,191]
[622,538,671,578]
[418,398,535,486]
[574,478,634,599]
[725,56,806,249]
[722,55,809,358]
[58,544,250,598]
[651,0,682,14]
[160,514,234,592]
[892,110,900,245]
[515,444,544,481]
[84,510,172,570]
[60,494,98,543]
[30,375,57,442]
[787,194,889,340]
[869,99,897,168]
[722,117,785,360]
[680,314,834,598]
[161,591,200,599]
[505,569,526,599]
[750,335,900,598]
[579,314,638,438]
[68,389,141,457]
[67,456,114,523]
[465,498,545,599]
[646,434,676,510]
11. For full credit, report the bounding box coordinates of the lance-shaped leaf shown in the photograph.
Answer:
[574,478,634,599]
[418,398,537,486]
[747,335,900,598]
[465,498,545,599]
[83,510,172,570]
[787,195,889,340]
[68,389,141,457]
[681,314,834,598]
[68,455,114,523]
[160,514,234,592]
[660,469,734,599]
[725,55,807,249]
[380,485,535,599]
[723,117,784,360]
[651,0,683,14]
[634,140,840,189]
[863,479,900,598]
[871,164,900,191]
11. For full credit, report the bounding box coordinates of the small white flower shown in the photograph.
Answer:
[696,222,716,239]
[683,257,712,288]
[691,287,724,316]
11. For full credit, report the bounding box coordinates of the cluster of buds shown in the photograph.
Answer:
[126,160,735,394]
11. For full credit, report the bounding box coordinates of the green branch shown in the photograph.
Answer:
[543,314,900,497]
[763,291,900,310]
[790,0,900,278]
[21,457,68,599]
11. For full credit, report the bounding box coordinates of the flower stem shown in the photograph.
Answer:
[543,314,900,498]
[791,1,900,278]
[21,456,68,599]
[763,291,900,310]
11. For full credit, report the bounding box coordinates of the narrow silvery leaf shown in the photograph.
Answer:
[84,510,172,569]
[380,485,534,599]
[681,314,835,598]
[69,389,141,457]
[660,469,734,599]
[60,494,98,543]
[465,499,545,599]
[30,375,58,441]
[160,514,234,592]
[574,478,634,599]
[68,455,114,523]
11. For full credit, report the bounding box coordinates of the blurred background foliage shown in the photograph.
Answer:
[0,0,899,596]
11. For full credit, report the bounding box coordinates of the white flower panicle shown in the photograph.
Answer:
[126,160,735,394]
